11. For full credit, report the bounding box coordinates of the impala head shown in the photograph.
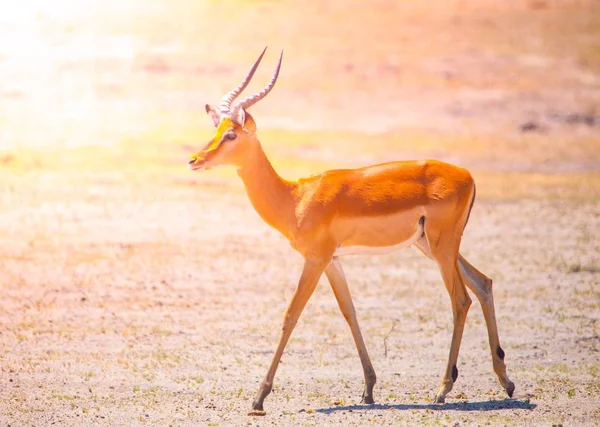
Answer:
[188,47,283,171]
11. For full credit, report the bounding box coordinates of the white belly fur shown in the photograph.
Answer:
[334,217,424,257]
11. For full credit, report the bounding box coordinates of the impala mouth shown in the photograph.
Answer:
[188,159,207,171]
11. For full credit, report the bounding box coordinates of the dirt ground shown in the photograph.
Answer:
[1,1,599,425]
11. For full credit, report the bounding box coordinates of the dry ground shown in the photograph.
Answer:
[1,1,600,425]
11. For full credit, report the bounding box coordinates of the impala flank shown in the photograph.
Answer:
[188,48,515,416]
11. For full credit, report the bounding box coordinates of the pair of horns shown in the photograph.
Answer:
[218,47,283,123]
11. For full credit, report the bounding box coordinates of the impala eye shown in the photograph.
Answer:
[225,133,237,141]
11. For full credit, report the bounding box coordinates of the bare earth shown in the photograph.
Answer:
[1,1,599,426]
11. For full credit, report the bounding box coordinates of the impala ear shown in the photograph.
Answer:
[205,104,221,127]
[242,111,256,133]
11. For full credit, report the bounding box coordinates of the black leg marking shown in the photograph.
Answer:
[496,346,505,361]
[452,365,458,382]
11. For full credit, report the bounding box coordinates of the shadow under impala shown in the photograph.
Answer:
[315,399,536,414]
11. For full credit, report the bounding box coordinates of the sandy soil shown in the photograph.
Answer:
[1,1,599,425]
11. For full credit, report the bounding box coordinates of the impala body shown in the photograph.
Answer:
[188,48,514,415]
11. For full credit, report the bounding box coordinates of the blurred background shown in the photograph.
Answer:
[1,1,599,425]
[2,1,599,164]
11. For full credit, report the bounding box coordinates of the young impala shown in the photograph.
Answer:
[188,48,515,415]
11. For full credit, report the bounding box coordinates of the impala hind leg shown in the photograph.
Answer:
[249,257,328,416]
[325,257,377,404]
[427,233,472,404]
[458,254,515,398]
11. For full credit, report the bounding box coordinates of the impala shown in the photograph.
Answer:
[188,48,515,416]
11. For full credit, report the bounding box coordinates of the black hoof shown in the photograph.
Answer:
[506,381,515,398]
[361,394,375,404]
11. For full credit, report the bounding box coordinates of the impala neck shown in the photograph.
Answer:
[237,139,297,239]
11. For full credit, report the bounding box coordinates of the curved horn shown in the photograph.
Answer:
[231,50,283,120]
[218,47,268,116]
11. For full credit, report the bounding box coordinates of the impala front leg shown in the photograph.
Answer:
[249,257,330,416]
[325,257,376,404]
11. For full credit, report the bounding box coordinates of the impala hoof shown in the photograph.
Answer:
[361,395,375,405]
[248,409,266,416]
[506,381,515,398]
[434,394,445,404]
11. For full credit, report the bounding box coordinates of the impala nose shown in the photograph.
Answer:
[188,158,196,165]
